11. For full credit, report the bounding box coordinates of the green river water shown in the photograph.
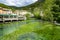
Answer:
[0,20,60,40]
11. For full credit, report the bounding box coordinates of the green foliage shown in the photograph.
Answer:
[52,0,60,23]
[40,0,55,22]
[0,0,60,23]
[25,13,31,20]
[0,3,16,12]
[33,7,41,19]
[0,3,9,8]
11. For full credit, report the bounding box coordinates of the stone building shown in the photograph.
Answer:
[0,7,13,14]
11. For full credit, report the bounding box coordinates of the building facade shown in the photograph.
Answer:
[0,7,12,14]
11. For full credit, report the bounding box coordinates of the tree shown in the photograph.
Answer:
[40,0,55,22]
[52,0,60,23]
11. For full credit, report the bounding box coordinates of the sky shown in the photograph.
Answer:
[0,0,38,7]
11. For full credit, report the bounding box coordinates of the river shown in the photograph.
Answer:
[0,20,39,36]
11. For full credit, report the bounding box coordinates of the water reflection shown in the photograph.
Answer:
[0,20,39,36]
[0,24,3,36]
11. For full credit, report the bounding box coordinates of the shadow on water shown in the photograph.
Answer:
[17,32,45,40]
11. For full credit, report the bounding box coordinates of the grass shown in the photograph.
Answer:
[0,20,60,40]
